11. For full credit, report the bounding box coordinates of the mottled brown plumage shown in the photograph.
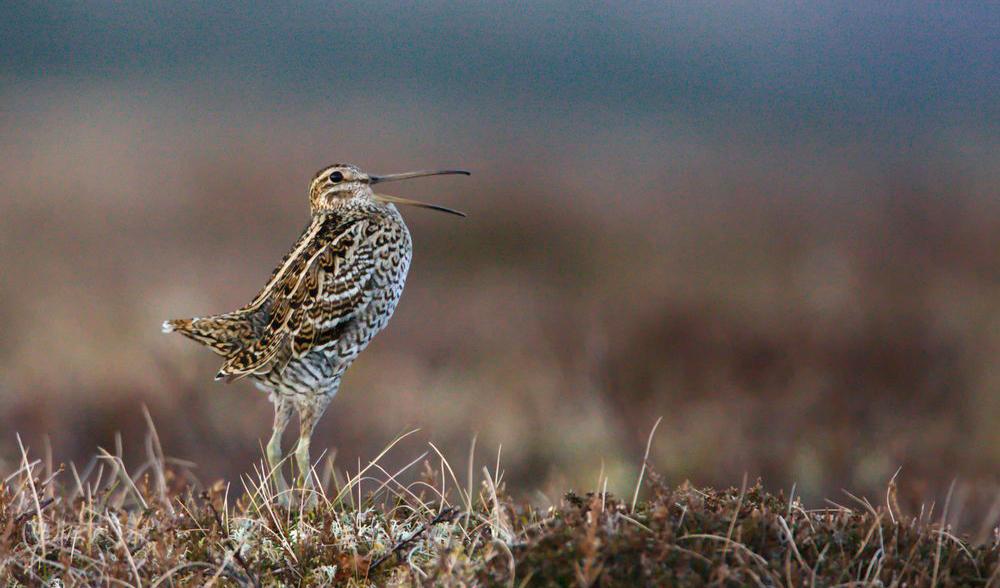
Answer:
[164,163,467,498]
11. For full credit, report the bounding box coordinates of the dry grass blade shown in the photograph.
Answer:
[678,533,769,568]
[723,473,749,560]
[16,434,47,562]
[96,447,148,510]
[141,405,173,514]
[14,497,55,525]
[331,429,420,505]
[932,480,957,588]
[886,466,902,525]
[631,416,663,512]
[778,514,811,580]
[107,513,142,587]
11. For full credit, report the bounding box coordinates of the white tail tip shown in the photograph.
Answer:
[161,320,174,334]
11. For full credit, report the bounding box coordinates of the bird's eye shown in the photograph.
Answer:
[329,171,344,183]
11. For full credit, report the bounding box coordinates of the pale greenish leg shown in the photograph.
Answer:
[294,436,312,488]
[293,408,320,488]
[292,395,333,506]
[267,397,294,499]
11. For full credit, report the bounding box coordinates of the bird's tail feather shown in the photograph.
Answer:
[162,314,252,358]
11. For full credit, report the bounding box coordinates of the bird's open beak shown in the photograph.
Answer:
[369,169,469,217]
[370,169,470,184]
[373,193,466,217]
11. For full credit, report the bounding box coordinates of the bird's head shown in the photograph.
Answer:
[308,163,468,217]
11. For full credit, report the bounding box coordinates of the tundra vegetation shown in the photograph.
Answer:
[1,426,997,587]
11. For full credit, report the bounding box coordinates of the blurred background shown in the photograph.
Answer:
[1,3,998,530]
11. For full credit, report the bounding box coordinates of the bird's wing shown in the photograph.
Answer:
[217,214,376,379]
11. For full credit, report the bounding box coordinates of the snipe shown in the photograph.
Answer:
[164,163,468,501]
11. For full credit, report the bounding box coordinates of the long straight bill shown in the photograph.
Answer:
[369,170,471,184]
[373,193,466,217]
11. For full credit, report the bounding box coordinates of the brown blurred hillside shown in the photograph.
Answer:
[1,88,998,533]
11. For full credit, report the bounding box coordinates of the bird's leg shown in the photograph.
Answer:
[292,394,333,507]
[267,396,294,501]
[293,407,319,489]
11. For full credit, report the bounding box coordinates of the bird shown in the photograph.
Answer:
[163,163,468,499]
